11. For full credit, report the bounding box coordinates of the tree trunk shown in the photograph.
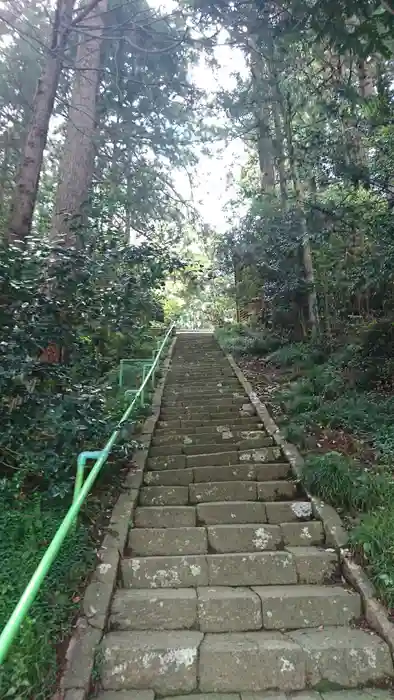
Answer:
[285,95,319,335]
[6,0,76,246]
[247,36,276,195]
[50,0,108,246]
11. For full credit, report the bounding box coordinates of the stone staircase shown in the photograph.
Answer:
[97,332,394,699]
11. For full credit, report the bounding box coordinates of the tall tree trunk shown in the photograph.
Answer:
[284,94,319,335]
[50,0,108,246]
[6,0,76,246]
[247,36,276,195]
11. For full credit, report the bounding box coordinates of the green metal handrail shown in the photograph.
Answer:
[0,322,175,664]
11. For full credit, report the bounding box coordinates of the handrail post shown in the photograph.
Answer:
[74,451,105,509]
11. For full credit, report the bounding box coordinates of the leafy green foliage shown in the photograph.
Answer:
[0,236,178,497]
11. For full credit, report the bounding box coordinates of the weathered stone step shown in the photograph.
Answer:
[145,463,291,486]
[160,406,256,420]
[152,428,270,446]
[154,424,264,439]
[147,447,282,472]
[161,394,247,406]
[139,485,189,506]
[252,584,361,629]
[193,463,289,482]
[159,693,394,700]
[190,481,257,503]
[199,628,393,692]
[207,523,282,552]
[122,554,209,588]
[196,500,267,525]
[101,630,203,693]
[158,416,262,430]
[161,397,247,409]
[163,388,243,398]
[110,588,198,630]
[121,548,338,588]
[134,505,196,528]
[96,691,155,700]
[111,583,359,634]
[149,437,274,458]
[129,526,208,556]
[164,382,241,392]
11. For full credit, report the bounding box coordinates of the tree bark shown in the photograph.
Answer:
[50,0,108,247]
[6,0,76,246]
[284,95,319,335]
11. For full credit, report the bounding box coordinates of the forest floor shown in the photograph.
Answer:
[217,324,394,620]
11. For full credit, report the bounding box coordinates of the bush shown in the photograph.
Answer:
[302,451,394,512]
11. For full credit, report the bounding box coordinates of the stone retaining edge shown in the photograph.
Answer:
[57,336,178,700]
[223,348,394,659]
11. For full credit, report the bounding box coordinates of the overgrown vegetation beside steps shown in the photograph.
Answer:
[216,322,394,613]
[0,325,163,700]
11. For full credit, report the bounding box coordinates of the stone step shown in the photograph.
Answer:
[160,407,256,420]
[109,587,263,633]
[134,506,196,528]
[157,417,261,430]
[198,628,393,692]
[122,554,209,588]
[121,549,338,588]
[164,382,242,392]
[101,630,203,693]
[189,481,257,504]
[149,437,274,458]
[163,389,243,399]
[207,524,282,552]
[161,396,247,407]
[145,463,291,486]
[144,468,194,486]
[110,588,198,630]
[252,584,361,629]
[152,428,270,446]
[196,501,268,525]
[146,447,282,472]
[193,463,289,482]
[158,693,394,700]
[139,486,189,506]
[257,480,299,501]
[96,692,156,700]
[129,527,208,556]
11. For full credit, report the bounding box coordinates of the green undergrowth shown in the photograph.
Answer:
[218,321,394,610]
[0,496,95,700]
[215,323,286,356]
[0,328,163,699]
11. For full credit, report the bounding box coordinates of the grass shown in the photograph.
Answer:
[0,495,95,699]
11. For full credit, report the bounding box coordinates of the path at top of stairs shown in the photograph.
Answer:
[96,332,394,700]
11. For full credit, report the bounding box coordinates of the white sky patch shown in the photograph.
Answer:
[148,0,249,232]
